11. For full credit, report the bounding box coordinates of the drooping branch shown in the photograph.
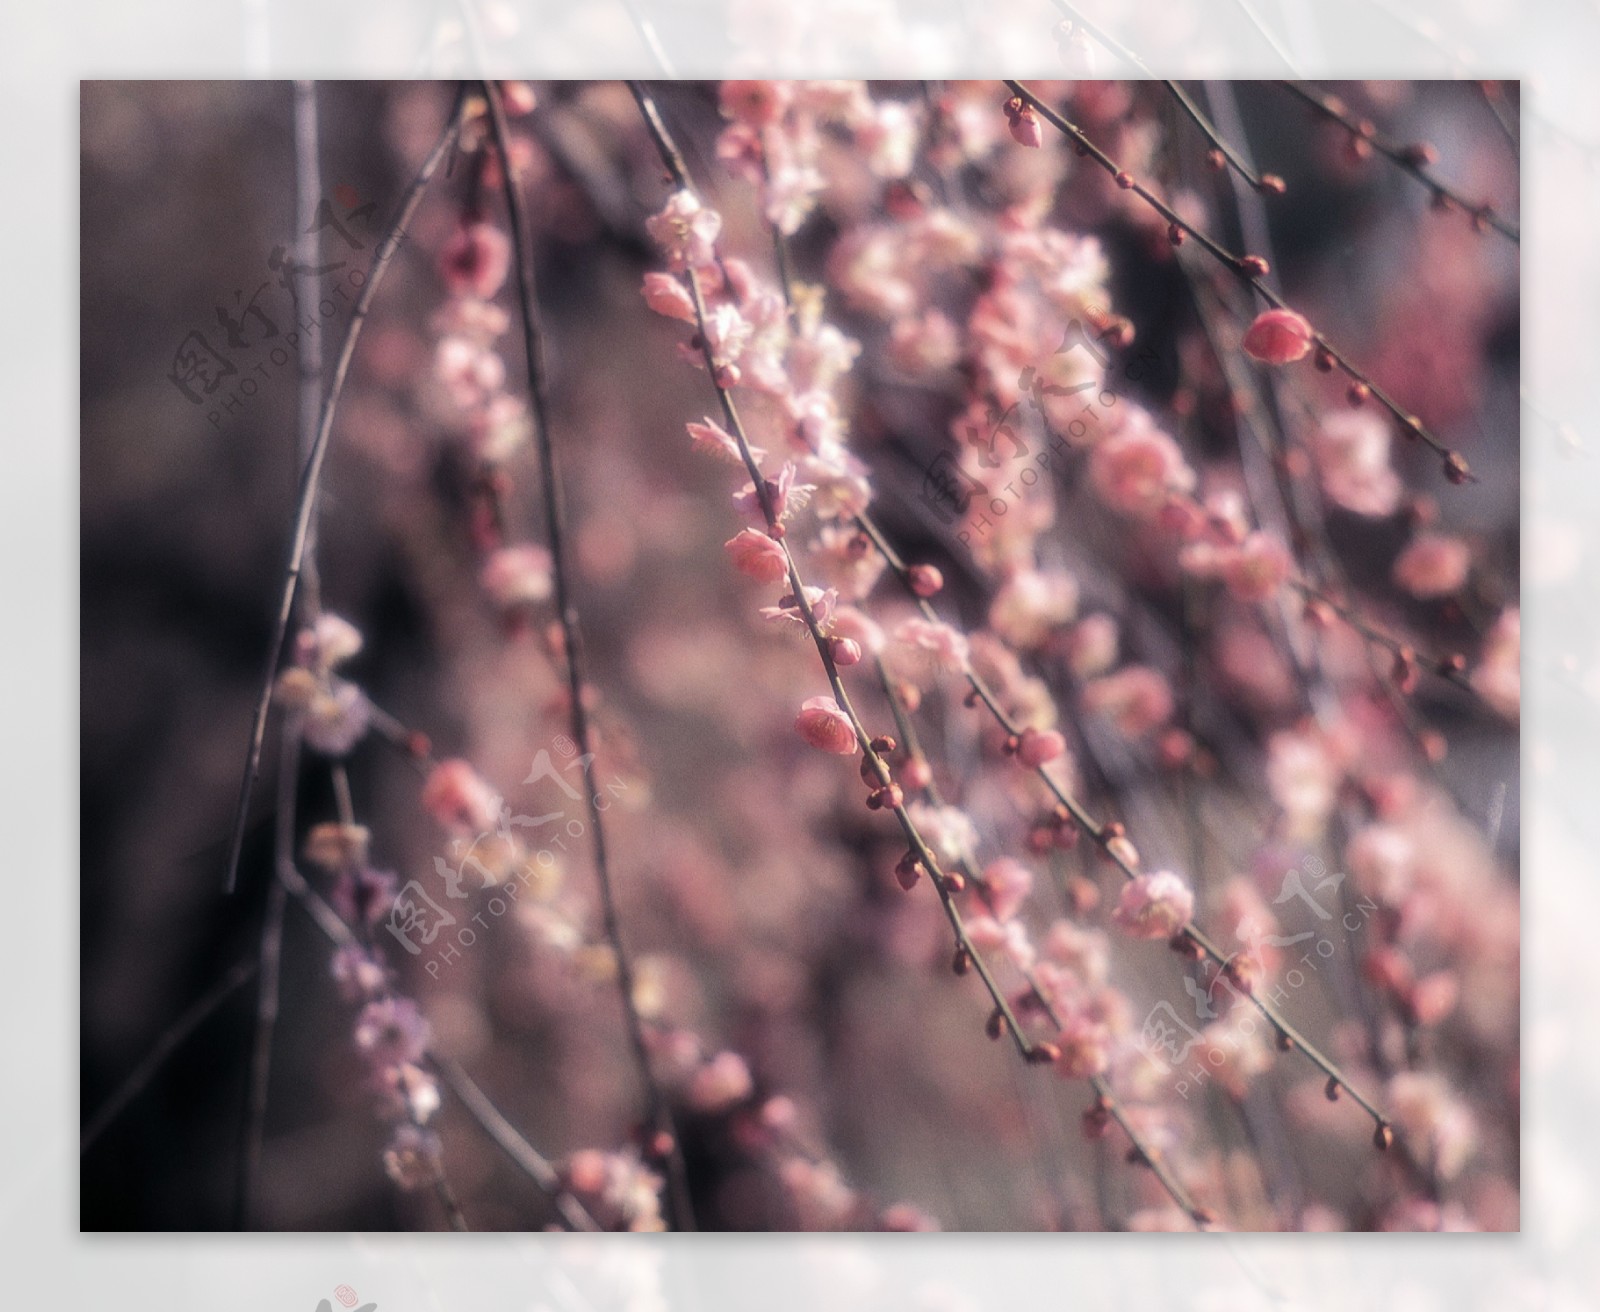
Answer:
[1004,79,1476,488]
[480,79,696,1232]
[224,86,469,896]
[1278,80,1520,243]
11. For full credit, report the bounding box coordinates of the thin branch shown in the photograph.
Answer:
[481,79,695,1232]
[875,659,1211,1227]
[1004,79,1477,488]
[224,85,467,895]
[273,859,600,1230]
[1278,80,1519,243]
[1162,80,1274,192]
[634,73,1389,1196]
[236,76,324,1232]
[81,956,260,1153]
[431,1055,603,1231]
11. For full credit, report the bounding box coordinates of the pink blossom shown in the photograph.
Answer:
[1017,727,1066,768]
[1313,410,1403,516]
[724,528,788,584]
[304,679,371,756]
[1054,1013,1111,1079]
[891,616,970,680]
[1080,666,1173,738]
[1242,308,1314,364]
[760,585,836,631]
[438,221,512,300]
[1220,531,1293,602]
[295,613,364,673]
[988,568,1079,648]
[645,189,722,271]
[1112,870,1195,939]
[795,695,858,755]
[702,301,753,368]
[686,417,763,466]
[687,1051,754,1112]
[734,461,814,525]
[982,857,1033,922]
[1387,1072,1476,1181]
[481,544,554,608]
[857,101,919,179]
[1064,614,1118,679]
[1042,919,1109,987]
[907,800,979,867]
[1393,531,1471,598]
[435,334,506,410]
[421,759,501,835]
[383,1124,443,1191]
[1471,607,1519,720]
[1265,728,1339,840]
[1088,425,1196,518]
[641,272,696,322]
[1007,105,1044,149]
[888,311,961,376]
[829,605,886,655]
[720,80,790,127]
[354,996,430,1070]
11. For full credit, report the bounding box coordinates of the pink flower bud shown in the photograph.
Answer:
[640,272,697,322]
[829,636,864,667]
[420,759,502,835]
[908,563,944,597]
[438,221,512,300]
[1007,105,1044,149]
[723,528,788,584]
[1017,727,1066,768]
[1242,308,1314,364]
[795,695,859,755]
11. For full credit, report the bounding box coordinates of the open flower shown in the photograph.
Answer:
[794,695,858,754]
[1112,871,1194,939]
[724,528,788,584]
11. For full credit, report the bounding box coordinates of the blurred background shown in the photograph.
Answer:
[80,79,1518,1231]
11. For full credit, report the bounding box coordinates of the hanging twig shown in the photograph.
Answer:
[481,79,696,1232]
[224,85,468,896]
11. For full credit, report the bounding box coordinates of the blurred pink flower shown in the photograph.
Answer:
[1394,531,1471,598]
[420,759,501,835]
[1113,871,1194,939]
[438,220,511,299]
